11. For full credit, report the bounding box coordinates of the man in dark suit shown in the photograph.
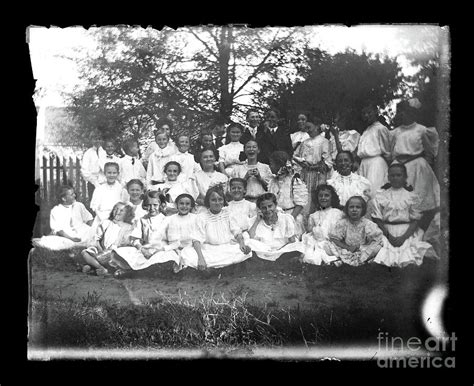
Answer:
[240,109,261,145]
[256,108,293,165]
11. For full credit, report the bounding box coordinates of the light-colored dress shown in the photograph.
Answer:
[227,199,257,232]
[113,213,182,270]
[290,131,310,149]
[246,213,305,261]
[146,144,178,188]
[89,181,128,227]
[218,141,244,175]
[268,173,308,238]
[171,151,201,183]
[142,140,179,165]
[390,122,440,212]
[371,188,435,267]
[328,130,361,159]
[118,155,147,187]
[191,170,228,213]
[159,179,198,213]
[327,171,372,206]
[231,161,273,201]
[302,207,344,265]
[293,134,332,213]
[357,121,391,192]
[128,201,148,225]
[327,217,383,266]
[180,207,252,269]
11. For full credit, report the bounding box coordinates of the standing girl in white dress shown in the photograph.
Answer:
[268,151,308,239]
[357,104,391,192]
[180,186,252,270]
[146,128,178,190]
[246,193,305,261]
[327,196,383,267]
[372,164,435,267]
[301,184,344,266]
[142,118,178,168]
[171,134,201,183]
[125,179,148,223]
[192,148,228,214]
[80,202,135,276]
[293,120,332,214]
[217,122,245,177]
[112,193,197,277]
[290,112,310,151]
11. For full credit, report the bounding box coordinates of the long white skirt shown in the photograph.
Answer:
[180,241,251,269]
[113,244,181,271]
[301,233,338,265]
[373,224,434,267]
[393,157,440,212]
[246,238,305,261]
[358,155,388,192]
[32,224,95,251]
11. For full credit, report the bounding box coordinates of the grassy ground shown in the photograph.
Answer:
[28,247,444,352]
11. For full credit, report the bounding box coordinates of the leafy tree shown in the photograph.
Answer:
[255,47,406,132]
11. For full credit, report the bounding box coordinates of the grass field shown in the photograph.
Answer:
[28,247,445,357]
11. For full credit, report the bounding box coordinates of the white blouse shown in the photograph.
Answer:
[90,181,128,222]
[250,212,296,249]
[268,174,308,210]
[231,161,273,198]
[158,213,197,247]
[192,170,228,198]
[294,134,332,167]
[371,187,422,223]
[146,144,178,184]
[192,207,241,245]
[171,151,201,182]
[218,142,244,167]
[228,199,257,231]
[357,122,391,159]
[49,202,93,235]
[328,130,361,159]
[391,122,439,158]
[307,207,344,241]
[290,131,310,148]
[327,171,372,205]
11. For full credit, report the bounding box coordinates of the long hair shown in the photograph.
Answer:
[108,202,135,224]
[343,196,367,217]
[312,184,341,211]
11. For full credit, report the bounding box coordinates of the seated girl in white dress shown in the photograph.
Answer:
[125,179,148,224]
[32,185,94,251]
[302,184,344,265]
[246,192,305,261]
[227,178,257,233]
[327,196,383,267]
[217,122,245,177]
[268,151,308,239]
[112,193,197,277]
[180,186,252,270]
[159,161,198,216]
[80,202,135,276]
[371,164,435,267]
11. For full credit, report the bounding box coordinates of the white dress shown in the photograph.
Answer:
[113,213,182,270]
[146,144,178,188]
[227,199,257,232]
[246,213,305,261]
[290,131,310,149]
[357,121,391,192]
[180,207,252,269]
[327,217,383,266]
[231,161,273,200]
[89,181,128,226]
[390,122,440,212]
[127,201,148,225]
[302,207,344,265]
[171,151,201,183]
[142,140,179,165]
[84,219,134,260]
[159,179,198,212]
[218,141,244,175]
[191,170,228,213]
[327,171,372,206]
[118,155,147,187]
[268,174,308,238]
[328,130,361,159]
[371,188,435,267]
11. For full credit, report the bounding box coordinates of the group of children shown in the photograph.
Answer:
[32,98,441,277]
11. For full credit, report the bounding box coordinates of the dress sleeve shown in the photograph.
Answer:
[345,131,361,152]
[191,214,207,244]
[378,125,392,158]
[370,191,385,221]
[361,177,373,201]
[364,219,383,243]
[421,126,439,164]
[328,219,346,241]
[292,176,309,207]
[79,202,94,223]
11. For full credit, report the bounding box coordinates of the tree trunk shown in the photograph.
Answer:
[218,27,233,122]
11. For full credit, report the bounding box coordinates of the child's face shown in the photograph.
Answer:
[213,124,226,137]
[177,136,190,153]
[145,197,161,217]
[247,111,260,128]
[127,183,144,202]
[104,141,116,155]
[317,189,332,209]
[104,165,119,184]
[155,133,169,149]
[230,182,246,201]
[308,124,321,138]
[200,150,216,170]
[177,197,192,215]
[202,135,213,148]
[208,191,224,214]
[259,199,277,220]
[269,160,282,175]
[126,142,139,157]
[297,114,308,131]
[229,126,242,142]
[388,167,407,189]
[161,124,171,137]
[165,164,180,181]
[266,111,278,128]
[244,141,259,158]
[336,153,353,176]
[112,204,126,222]
[347,198,364,221]
[62,189,76,205]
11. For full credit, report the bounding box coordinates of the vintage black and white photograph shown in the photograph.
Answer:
[27,24,452,364]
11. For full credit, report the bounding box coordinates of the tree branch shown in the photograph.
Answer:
[187,28,220,61]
